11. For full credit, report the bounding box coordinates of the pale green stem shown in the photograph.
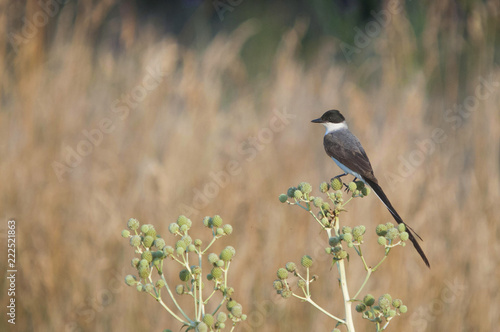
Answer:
[352,269,372,300]
[328,220,355,332]
[160,274,190,320]
[292,293,346,323]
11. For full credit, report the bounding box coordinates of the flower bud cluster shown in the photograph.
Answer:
[122,215,244,330]
[376,222,409,247]
[202,215,233,237]
[357,293,408,323]
[273,256,316,299]
[347,181,371,198]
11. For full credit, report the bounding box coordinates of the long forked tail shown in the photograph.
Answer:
[364,178,430,268]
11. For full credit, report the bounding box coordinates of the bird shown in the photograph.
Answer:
[311,110,430,268]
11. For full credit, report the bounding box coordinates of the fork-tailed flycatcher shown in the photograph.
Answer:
[312,110,430,267]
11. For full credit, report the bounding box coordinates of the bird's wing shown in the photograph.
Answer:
[323,129,378,183]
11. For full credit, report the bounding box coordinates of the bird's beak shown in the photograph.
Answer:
[311,118,323,123]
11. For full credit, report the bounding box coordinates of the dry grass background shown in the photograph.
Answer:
[1,1,499,331]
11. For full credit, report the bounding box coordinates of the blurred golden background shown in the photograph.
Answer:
[1,0,499,331]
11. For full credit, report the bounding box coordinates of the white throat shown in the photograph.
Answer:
[323,121,348,135]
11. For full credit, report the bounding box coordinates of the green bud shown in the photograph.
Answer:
[398,223,406,232]
[279,194,288,203]
[226,300,237,311]
[176,240,187,250]
[130,235,141,247]
[176,247,185,256]
[348,182,357,192]
[379,294,392,309]
[163,246,174,256]
[363,294,375,306]
[139,259,149,268]
[285,262,296,272]
[329,236,340,247]
[293,190,303,200]
[313,197,323,207]
[298,182,312,194]
[342,233,353,243]
[182,235,193,246]
[179,269,191,282]
[145,226,156,238]
[194,239,202,247]
[175,284,184,295]
[342,226,352,234]
[152,250,164,260]
[301,255,313,268]
[131,257,140,268]
[136,284,144,292]
[154,238,165,249]
[321,202,330,211]
[273,280,284,291]
[217,312,227,323]
[212,215,223,227]
[142,250,153,263]
[187,244,196,252]
[140,224,150,234]
[388,309,397,317]
[376,224,388,236]
[127,218,140,230]
[138,266,150,279]
[355,181,365,190]
[177,215,191,227]
[125,275,137,286]
[143,235,154,248]
[231,304,243,317]
[325,247,332,254]
[218,323,225,329]
[400,231,409,241]
[211,267,223,279]
[180,224,188,232]
[144,283,154,292]
[321,217,329,226]
[202,314,214,326]
[337,250,348,259]
[399,305,408,313]
[319,182,330,193]
[203,216,211,227]
[386,228,399,240]
[216,228,224,236]
[392,299,402,308]
[281,290,292,298]
[169,223,179,234]
[356,303,366,312]
[220,248,234,262]
[195,322,207,332]
[378,236,387,245]
[352,226,362,238]
[331,177,343,191]
[121,230,130,238]
[216,260,224,267]
[287,187,297,198]
[156,279,166,288]
[277,268,288,280]
[361,187,370,196]
[208,253,219,264]
[385,222,395,229]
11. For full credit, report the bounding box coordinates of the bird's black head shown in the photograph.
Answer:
[311,110,345,124]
